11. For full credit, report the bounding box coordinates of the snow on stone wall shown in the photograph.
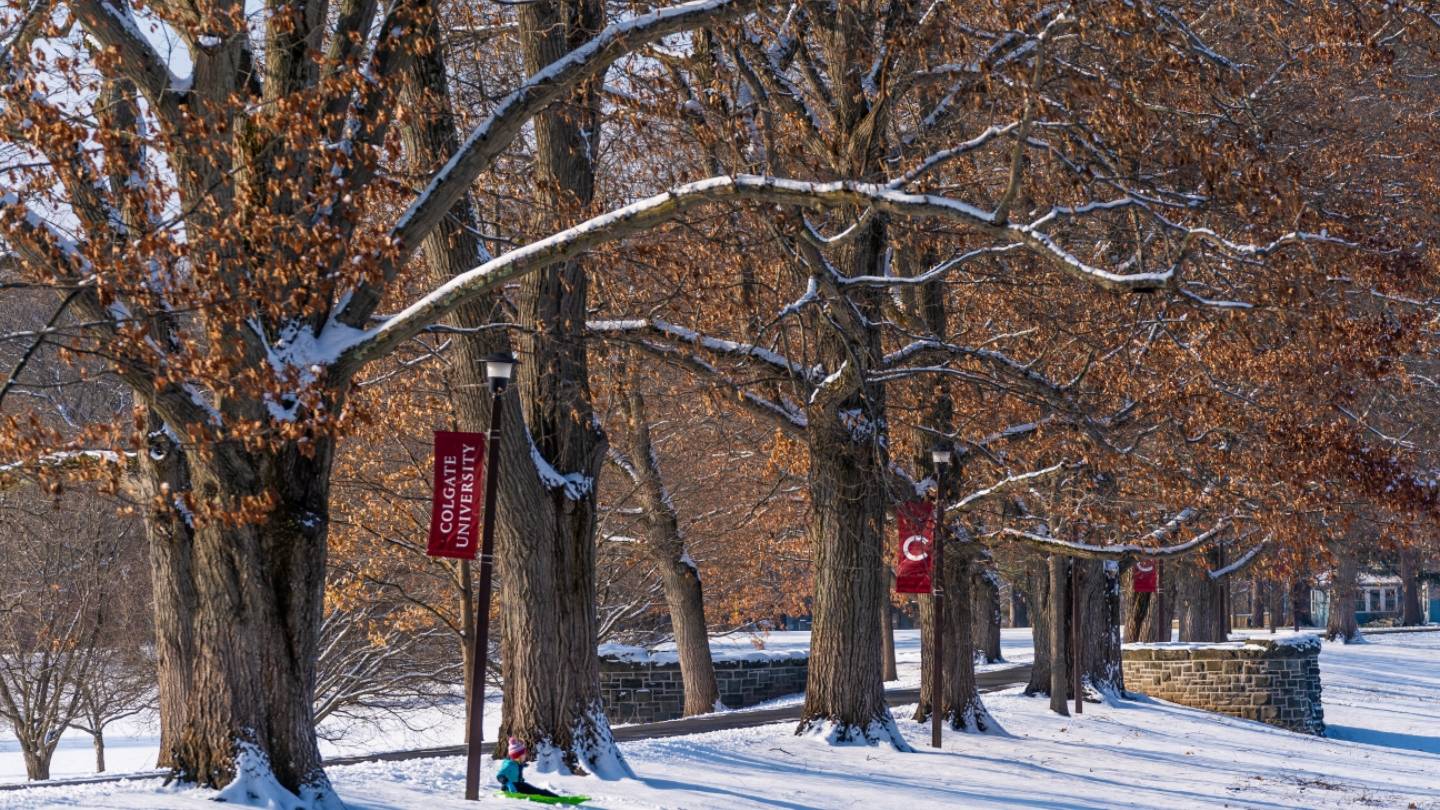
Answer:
[1121,637,1325,735]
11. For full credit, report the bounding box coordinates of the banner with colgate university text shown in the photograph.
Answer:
[1133,560,1159,593]
[895,500,934,594]
[427,431,487,559]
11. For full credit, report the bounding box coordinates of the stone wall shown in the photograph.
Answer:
[1122,637,1324,735]
[599,654,808,724]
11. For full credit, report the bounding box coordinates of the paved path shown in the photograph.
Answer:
[0,664,1030,792]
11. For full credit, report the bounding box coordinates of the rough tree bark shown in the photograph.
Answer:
[1247,578,1266,629]
[1147,565,1174,642]
[1123,564,1149,643]
[1326,546,1361,643]
[1401,550,1424,627]
[915,539,995,731]
[798,380,899,743]
[143,432,333,798]
[1078,560,1124,696]
[793,0,905,749]
[488,0,630,775]
[793,224,899,743]
[1291,578,1313,628]
[1010,587,1030,628]
[613,376,720,716]
[1178,553,1228,643]
[974,562,1004,664]
[1048,555,1070,716]
[1023,557,1054,696]
[1267,579,1283,633]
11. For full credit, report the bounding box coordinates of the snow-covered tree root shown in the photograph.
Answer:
[212,742,342,810]
[798,712,914,752]
[527,704,634,780]
[948,698,1004,736]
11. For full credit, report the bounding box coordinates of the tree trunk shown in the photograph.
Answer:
[797,419,902,745]
[1267,579,1282,633]
[1291,577,1312,628]
[459,560,477,742]
[143,434,332,797]
[947,546,993,730]
[1326,548,1361,643]
[22,747,52,781]
[1079,560,1124,697]
[1125,591,1149,643]
[1146,563,1174,642]
[914,543,994,731]
[491,0,626,776]
[973,563,1003,664]
[915,593,937,721]
[1023,558,1053,696]
[1009,586,1029,628]
[1246,578,1263,628]
[1401,550,1424,626]
[616,379,720,716]
[94,730,105,773]
[1123,563,1149,643]
[660,563,719,715]
[1048,555,1070,716]
[1178,556,1228,643]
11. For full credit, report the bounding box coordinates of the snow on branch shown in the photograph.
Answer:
[947,463,1068,515]
[606,447,641,484]
[626,339,809,434]
[72,0,189,120]
[1139,507,1198,542]
[0,450,135,494]
[888,123,1021,189]
[834,244,1024,287]
[1208,537,1269,580]
[992,518,1230,560]
[587,318,819,383]
[382,0,757,262]
[333,174,1336,378]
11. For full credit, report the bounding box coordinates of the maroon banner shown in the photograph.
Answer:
[1133,560,1159,593]
[895,500,935,594]
[427,431,487,559]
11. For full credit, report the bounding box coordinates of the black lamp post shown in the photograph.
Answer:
[929,445,952,749]
[465,351,516,801]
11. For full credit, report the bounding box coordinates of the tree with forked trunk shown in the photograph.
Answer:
[607,361,721,717]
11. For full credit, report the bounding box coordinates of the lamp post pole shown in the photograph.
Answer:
[930,445,952,749]
[465,352,516,801]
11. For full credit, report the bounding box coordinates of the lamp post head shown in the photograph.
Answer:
[484,352,518,393]
[930,446,953,467]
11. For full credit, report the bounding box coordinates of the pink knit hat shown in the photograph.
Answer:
[507,737,527,759]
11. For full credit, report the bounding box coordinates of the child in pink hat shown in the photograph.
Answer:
[496,737,558,798]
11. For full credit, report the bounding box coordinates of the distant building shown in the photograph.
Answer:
[1310,573,1437,626]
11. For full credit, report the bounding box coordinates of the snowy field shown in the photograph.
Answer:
[0,628,1030,785]
[4,629,1440,808]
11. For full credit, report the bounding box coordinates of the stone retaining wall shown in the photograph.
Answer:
[1122,637,1324,735]
[599,655,808,724]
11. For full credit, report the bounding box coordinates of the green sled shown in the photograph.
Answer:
[500,791,590,805]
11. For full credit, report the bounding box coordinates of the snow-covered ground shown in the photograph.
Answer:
[0,628,1026,786]
[5,629,1440,808]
